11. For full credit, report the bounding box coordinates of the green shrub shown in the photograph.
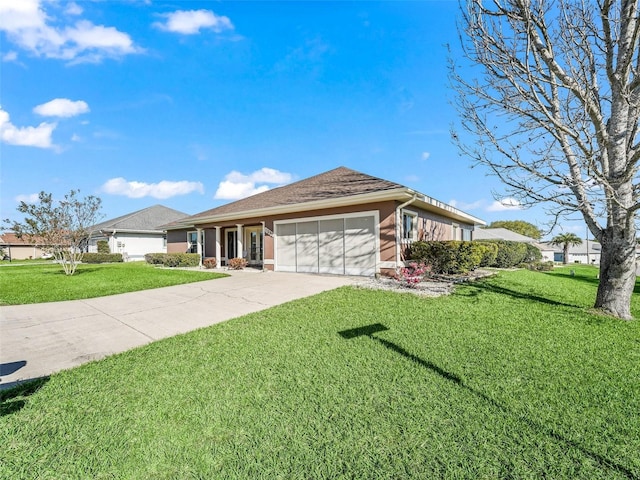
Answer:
[96,240,110,254]
[407,241,484,274]
[475,240,529,268]
[228,257,248,270]
[82,253,123,264]
[476,242,499,267]
[522,261,554,271]
[144,253,200,267]
[523,243,542,263]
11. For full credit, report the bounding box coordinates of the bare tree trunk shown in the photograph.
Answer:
[595,227,637,320]
[563,245,569,265]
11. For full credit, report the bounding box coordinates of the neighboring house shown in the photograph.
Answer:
[0,233,49,260]
[89,205,189,261]
[164,167,486,276]
[541,239,640,264]
[473,227,555,260]
[541,239,603,264]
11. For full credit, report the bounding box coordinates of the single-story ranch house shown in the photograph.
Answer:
[164,167,486,276]
[89,205,189,261]
[0,232,49,260]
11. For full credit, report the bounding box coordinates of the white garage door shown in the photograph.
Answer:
[275,215,376,276]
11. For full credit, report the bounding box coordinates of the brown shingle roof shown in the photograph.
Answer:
[186,166,404,222]
[0,233,47,245]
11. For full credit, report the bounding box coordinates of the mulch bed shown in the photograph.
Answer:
[355,269,496,297]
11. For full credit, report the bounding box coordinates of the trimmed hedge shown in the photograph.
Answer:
[144,253,200,267]
[475,240,530,268]
[476,242,499,267]
[82,253,123,264]
[407,241,485,274]
[408,240,543,273]
[96,240,110,254]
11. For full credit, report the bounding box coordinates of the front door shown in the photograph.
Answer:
[245,227,263,265]
[226,230,237,262]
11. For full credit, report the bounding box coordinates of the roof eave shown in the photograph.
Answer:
[166,188,485,230]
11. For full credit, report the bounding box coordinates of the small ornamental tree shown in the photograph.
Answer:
[550,233,583,265]
[5,191,103,275]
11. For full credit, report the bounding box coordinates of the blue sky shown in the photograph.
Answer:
[0,0,576,239]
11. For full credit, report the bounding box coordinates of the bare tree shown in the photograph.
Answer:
[451,0,640,319]
[5,191,103,275]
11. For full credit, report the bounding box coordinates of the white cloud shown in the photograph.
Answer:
[101,178,204,199]
[215,181,270,200]
[449,199,484,211]
[2,51,18,62]
[33,98,89,118]
[71,133,81,142]
[487,197,523,212]
[0,0,141,63]
[0,106,56,149]
[65,2,83,16]
[15,193,39,204]
[421,152,430,161]
[214,168,293,200]
[154,9,234,35]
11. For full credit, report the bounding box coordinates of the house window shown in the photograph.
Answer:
[402,211,418,241]
[462,228,472,241]
[187,231,198,254]
[452,223,460,240]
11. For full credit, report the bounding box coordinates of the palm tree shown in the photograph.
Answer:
[550,233,583,265]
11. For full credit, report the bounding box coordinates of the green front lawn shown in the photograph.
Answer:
[1,266,639,478]
[0,262,228,305]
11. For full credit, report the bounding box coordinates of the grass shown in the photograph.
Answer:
[1,265,640,478]
[0,262,228,305]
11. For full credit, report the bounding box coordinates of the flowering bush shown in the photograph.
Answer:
[396,262,431,288]
[228,257,248,270]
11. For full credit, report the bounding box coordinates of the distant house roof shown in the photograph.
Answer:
[92,205,189,234]
[165,166,486,229]
[0,232,46,246]
[474,228,539,243]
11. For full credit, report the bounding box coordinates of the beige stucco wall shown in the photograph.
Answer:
[2,245,47,260]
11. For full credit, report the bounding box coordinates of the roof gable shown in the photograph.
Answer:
[187,166,403,221]
[93,205,189,232]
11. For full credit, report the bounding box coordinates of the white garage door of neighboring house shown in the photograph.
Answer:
[275,213,378,276]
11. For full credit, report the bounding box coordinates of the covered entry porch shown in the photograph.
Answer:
[191,222,267,268]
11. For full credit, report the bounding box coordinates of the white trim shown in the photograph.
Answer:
[401,209,419,242]
[273,210,380,276]
[244,225,263,265]
[264,259,275,265]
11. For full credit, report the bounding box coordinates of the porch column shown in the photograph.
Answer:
[236,224,243,259]
[215,226,221,268]
[196,227,203,267]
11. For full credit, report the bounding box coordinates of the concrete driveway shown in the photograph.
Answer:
[0,270,355,389]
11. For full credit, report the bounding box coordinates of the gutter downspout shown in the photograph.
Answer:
[395,194,418,269]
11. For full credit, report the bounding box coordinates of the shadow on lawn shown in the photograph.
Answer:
[0,377,49,416]
[338,323,636,479]
[543,270,640,295]
[459,281,582,308]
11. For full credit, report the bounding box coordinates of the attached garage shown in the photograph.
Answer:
[275,212,378,276]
